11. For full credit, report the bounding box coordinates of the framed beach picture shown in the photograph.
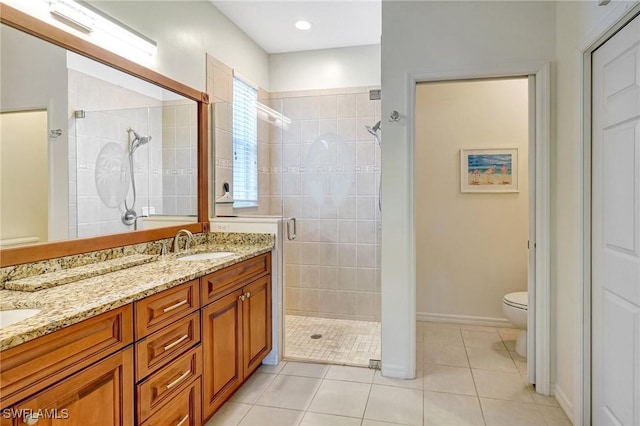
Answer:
[460,148,518,193]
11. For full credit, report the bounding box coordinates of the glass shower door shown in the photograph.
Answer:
[279,92,382,366]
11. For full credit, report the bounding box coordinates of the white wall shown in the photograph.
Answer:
[0,24,69,242]
[2,0,270,92]
[269,44,381,92]
[88,1,270,91]
[0,111,49,244]
[380,0,555,380]
[415,79,529,323]
[554,0,639,420]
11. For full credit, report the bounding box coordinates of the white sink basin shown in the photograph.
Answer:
[0,309,41,328]
[178,252,235,261]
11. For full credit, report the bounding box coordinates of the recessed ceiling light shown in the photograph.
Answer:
[295,20,312,31]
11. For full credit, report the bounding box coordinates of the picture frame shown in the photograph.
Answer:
[460,148,518,193]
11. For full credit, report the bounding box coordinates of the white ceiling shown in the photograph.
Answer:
[211,1,381,54]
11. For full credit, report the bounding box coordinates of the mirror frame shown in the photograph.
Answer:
[0,4,210,267]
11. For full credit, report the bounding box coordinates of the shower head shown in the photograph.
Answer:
[366,121,381,136]
[365,121,382,146]
[127,128,152,155]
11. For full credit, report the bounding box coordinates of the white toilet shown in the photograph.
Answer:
[502,291,528,357]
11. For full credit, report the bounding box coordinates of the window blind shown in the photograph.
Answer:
[232,76,258,206]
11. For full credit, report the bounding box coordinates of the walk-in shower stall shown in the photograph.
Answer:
[73,103,198,238]
[213,89,381,366]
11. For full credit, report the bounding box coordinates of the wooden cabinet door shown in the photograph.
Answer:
[12,347,134,426]
[242,276,272,377]
[201,289,243,421]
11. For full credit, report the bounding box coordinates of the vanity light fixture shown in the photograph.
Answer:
[48,0,158,56]
[49,0,93,33]
[294,20,312,31]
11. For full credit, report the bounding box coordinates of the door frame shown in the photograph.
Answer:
[407,60,551,393]
[579,3,640,425]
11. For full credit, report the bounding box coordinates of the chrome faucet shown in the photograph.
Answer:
[173,229,193,253]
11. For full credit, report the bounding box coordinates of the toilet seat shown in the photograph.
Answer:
[503,292,528,310]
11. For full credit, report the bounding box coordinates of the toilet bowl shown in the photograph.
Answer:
[502,291,528,357]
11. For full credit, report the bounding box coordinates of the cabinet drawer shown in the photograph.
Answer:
[136,312,200,381]
[135,280,200,339]
[137,345,202,422]
[0,305,133,407]
[201,252,270,304]
[141,378,201,426]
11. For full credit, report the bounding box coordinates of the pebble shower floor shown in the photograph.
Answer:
[284,315,381,367]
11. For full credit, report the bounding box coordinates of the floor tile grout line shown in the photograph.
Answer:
[461,328,488,426]
[234,400,253,426]
[359,381,374,426]
[299,370,328,422]
[242,371,278,406]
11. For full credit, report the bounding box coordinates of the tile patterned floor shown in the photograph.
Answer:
[284,315,381,367]
[205,321,572,426]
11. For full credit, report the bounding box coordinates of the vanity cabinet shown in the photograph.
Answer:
[0,252,273,426]
[201,253,272,421]
[0,306,134,425]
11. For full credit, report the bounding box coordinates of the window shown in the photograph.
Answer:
[232,76,258,207]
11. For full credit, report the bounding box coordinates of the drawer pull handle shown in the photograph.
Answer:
[163,299,188,313]
[245,292,251,298]
[176,414,189,426]
[164,334,189,351]
[166,370,191,389]
[239,294,246,301]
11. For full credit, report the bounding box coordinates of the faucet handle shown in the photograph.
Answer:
[160,241,168,256]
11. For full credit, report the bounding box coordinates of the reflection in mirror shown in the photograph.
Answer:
[213,98,285,217]
[0,24,197,248]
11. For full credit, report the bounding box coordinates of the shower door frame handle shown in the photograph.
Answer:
[286,217,297,240]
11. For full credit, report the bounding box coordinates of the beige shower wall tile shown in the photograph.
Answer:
[207,54,233,75]
[213,67,231,102]
[356,93,375,117]
[317,96,338,119]
[337,94,357,118]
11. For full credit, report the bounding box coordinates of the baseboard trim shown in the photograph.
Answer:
[554,384,574,424]
[417,312,513,328]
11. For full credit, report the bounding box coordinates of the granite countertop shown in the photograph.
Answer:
[0,240,274,351]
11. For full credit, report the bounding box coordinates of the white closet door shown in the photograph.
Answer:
[591,12,640,426]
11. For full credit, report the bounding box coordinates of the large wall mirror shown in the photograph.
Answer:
[0,4,209,266]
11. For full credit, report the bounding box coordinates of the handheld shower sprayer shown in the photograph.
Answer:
[127,127,152,155]
[364,121,383,212]
[122,127,152,227]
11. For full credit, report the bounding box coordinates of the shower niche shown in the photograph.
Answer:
[74,102,198,238]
